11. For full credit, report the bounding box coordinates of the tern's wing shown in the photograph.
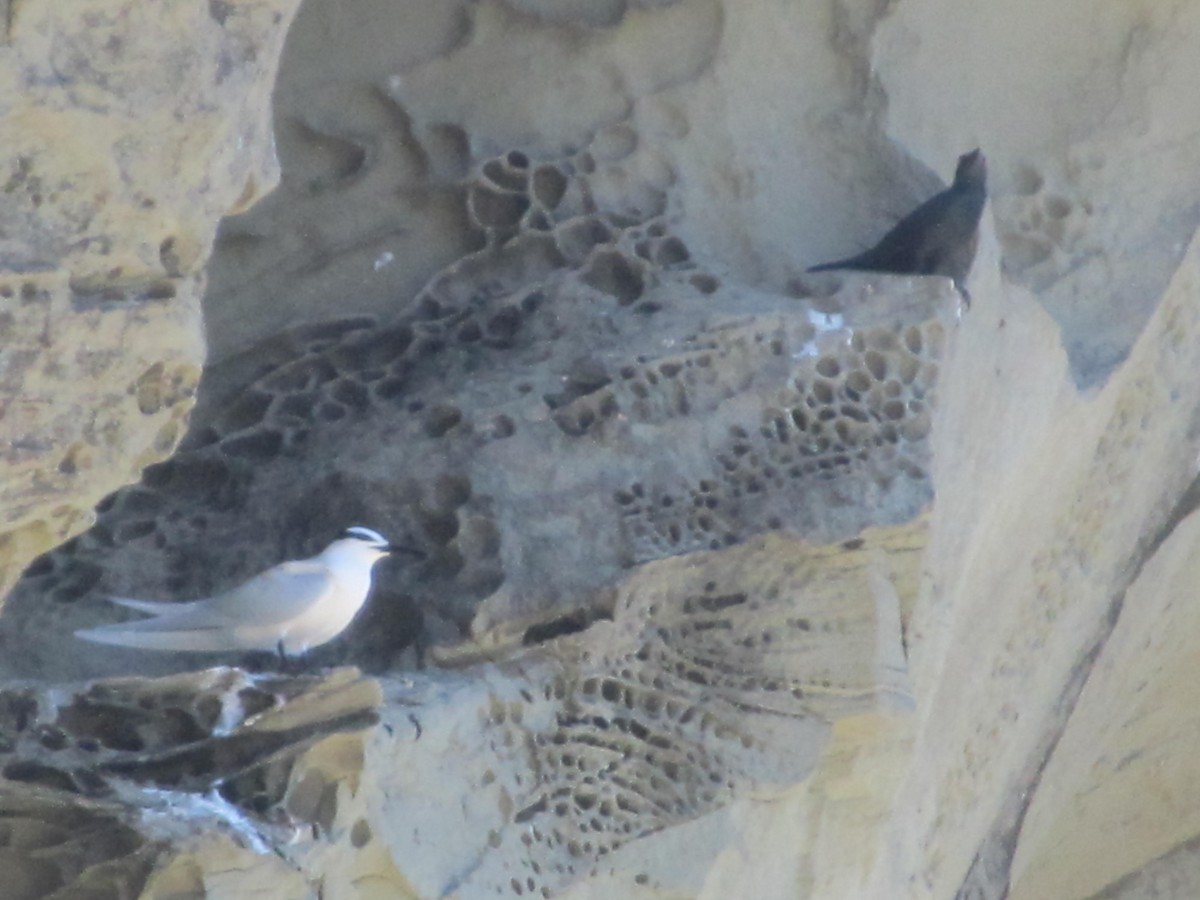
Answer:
[104,563,335,627]
[75,563,335,651]
[200,560,335,624]
[106,596,203,615]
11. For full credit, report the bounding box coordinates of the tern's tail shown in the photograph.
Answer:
[74,621,232,652]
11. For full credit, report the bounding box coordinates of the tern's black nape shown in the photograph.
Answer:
[342,526,389,547]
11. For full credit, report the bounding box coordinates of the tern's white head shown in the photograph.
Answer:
[321,526,398,568]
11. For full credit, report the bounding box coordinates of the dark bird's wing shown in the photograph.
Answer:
[808,189,959,274]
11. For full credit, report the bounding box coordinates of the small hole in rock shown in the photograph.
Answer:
[424,405,463,437]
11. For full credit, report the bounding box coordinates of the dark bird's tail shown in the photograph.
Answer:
[807,259,848,273]
[807,253,869,274]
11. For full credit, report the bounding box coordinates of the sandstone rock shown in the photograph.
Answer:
[0,782,155,900]
[1010,511,1200,897]
[4,0,1200,897]
[368,529,917,898]
[856,221,1200,900]
[875,0,1200,386]
[0,666,379,900]
[0,0,301,601]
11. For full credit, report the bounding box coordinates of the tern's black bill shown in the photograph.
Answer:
[386,543,425,559]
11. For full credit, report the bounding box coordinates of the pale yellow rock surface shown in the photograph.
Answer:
[860,230,1200,897]
[696,712,915,900]
[368,529,918,898]
[141,839,310,900]
[1009,506,1200,899]
[0,0,301,600]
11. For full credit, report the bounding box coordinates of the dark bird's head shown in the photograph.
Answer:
[953,149,987,192]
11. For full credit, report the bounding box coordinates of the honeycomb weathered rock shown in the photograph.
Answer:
[1,131,958,683]
[370,528,918,898]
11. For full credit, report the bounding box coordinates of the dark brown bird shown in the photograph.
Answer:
[808,149,987,300]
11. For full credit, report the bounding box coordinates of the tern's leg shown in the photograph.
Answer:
[276,640,297,674]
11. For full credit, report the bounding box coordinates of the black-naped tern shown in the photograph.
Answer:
[75,526,420,659]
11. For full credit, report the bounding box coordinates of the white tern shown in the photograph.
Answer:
[74,526,419,658]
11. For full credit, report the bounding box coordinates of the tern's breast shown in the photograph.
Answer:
[280,564,375,655]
